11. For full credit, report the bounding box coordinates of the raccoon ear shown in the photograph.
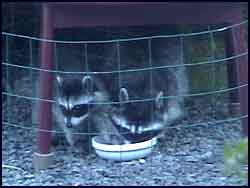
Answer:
[82,75,93,93]
[119,88,129,102]
[155,91,164,109]
[56,75,63,87]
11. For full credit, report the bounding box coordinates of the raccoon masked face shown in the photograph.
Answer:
[111,88,168,136]
[56,75,94,128]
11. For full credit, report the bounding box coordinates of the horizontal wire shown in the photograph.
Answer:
[2,164,25,172]
[2,115,248,135]
[2,20,248,44]
[2,83,248,104]
[2,92,55,103]
[2,49,118,64]
[2,51,248,74]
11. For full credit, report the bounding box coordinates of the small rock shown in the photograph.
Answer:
[176,151,187,156]
[15,173,22,180]
[205,158,216,164]
[121,161,137,165]
[200,151,213,159]
[72,167,80,173]
[219,177,227,181]
[139,159,146,164]
[73,183,81,186]
[153,154,162,160]
[24,174,35,179]
[186,156,199,162]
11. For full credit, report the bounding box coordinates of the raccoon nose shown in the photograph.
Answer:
[66,122,72,128]
[66,118,72,128]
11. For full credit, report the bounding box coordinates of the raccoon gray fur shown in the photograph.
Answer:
[32,44,100,148]
[52,73,132,146]
[54,73,131,146]
[32,74,98,147]
[32,44,131,148]
[100,37,189,143]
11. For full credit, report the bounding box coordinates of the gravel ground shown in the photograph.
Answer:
[2,77,248,186]
[2,119,247,186]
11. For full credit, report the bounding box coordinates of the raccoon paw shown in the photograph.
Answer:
[51,136,61,146]
[167,107,183,123]
[51,134,66,146]
[74,139,92,155]
[64,133,75,146]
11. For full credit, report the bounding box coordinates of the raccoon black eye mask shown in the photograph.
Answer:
[59,104,93,117]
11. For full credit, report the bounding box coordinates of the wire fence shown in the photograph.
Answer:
[2,20,248,43]
[1,11,249,187]
[1,83,248,105]
[2,19,248,135]
[1,51,248,74]
[2,115,248,135]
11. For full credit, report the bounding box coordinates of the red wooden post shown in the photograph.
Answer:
[225,28,240,114]
[232,25,248,136]
[33,3,55,170]
[223,4,248,136]
[226,27,248,136]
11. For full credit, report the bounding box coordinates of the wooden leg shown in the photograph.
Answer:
[225,28,240,117]
[234,26,248,137]
[33,3,55,170]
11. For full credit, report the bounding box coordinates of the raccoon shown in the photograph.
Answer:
[53,73,133,146]
[53,74,97,147]
[55,73,131,146]
[32,44,107,148]
[32,74,99,147]
[33,43,131,148]
[104,37,189,143]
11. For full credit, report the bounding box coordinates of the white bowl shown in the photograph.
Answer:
[91,136,158,161]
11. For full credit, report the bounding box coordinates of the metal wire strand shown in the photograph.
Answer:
[2,51,248,74]
[2,20,248,44]
[2,83,248,105]
[2,114,248,135]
